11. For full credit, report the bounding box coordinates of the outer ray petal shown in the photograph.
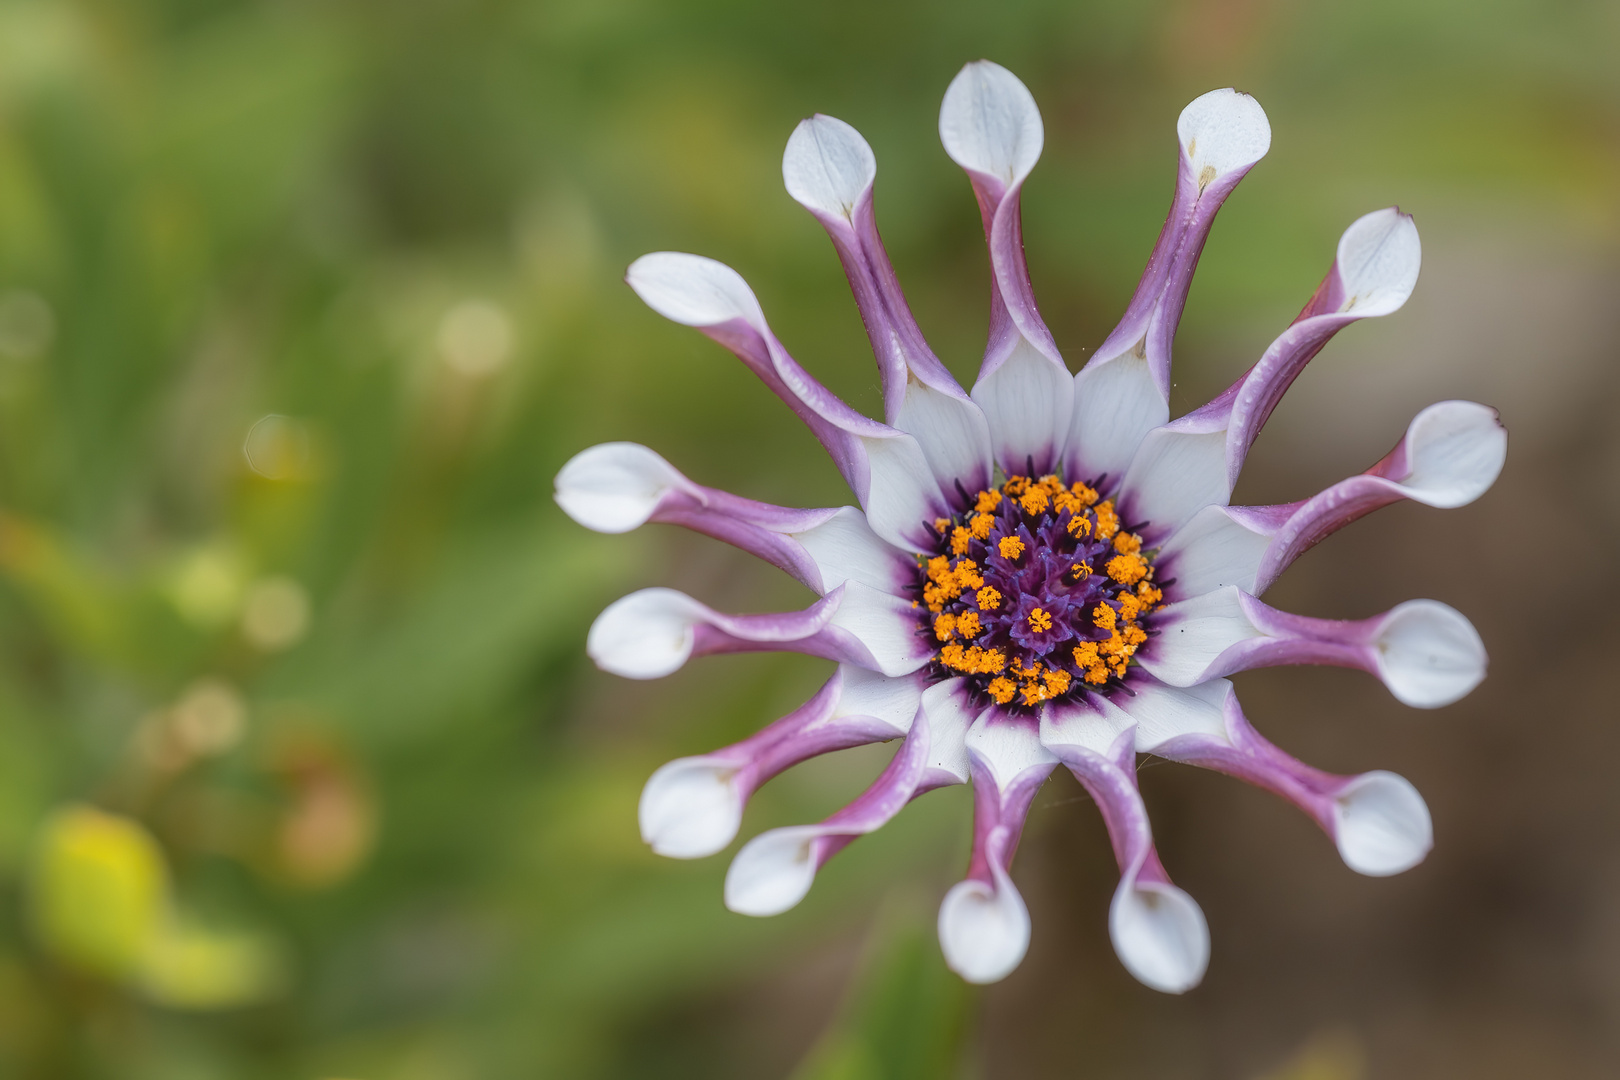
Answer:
[1143,587,1486,707]
[586,584,931,680]
[937,708,1057,984]
[1040,698,1209,993]
[723,678,975,914]
[627,252,948,549]
[1070,89,1270,484]
[1141,682,1434,876]
[1253,399,1507,592]
[1115,209,1423,542]
[1155,401,1506,599]
[940,61,1073,476]
[784,115,993,496]
[640,666,923,858]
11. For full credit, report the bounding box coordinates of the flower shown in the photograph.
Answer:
[555,61,1506,991]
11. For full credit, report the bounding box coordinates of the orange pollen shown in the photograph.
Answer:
[997,536,1025,560]
[934,517,951,534]
[975,586,1002,610]
[970,513,995,540]
[987,677,1017,704]
[1019,488,1049,515]
[950,526,972,555]
[975,490,1003,513]
[1027,608,1053,632]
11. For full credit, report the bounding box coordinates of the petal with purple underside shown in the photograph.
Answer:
[784,115,994,493]
[1070,89,1269,484]
[1221,209,1421,485]
[1040,699,1209,993]
[1115,210,1422,539]
[1144,587,1486,707]
[938,708,1056,983]
[639,666,923,858]
[1254,400,1507,593]
[588,585,930,680]
[1148,686,1432,875]
[940,61,1072,476]
[626,252,949,546]
[725,702,933,916]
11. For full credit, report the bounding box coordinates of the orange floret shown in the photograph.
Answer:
[927,555,951,582]
[1094,500,1120,540]
[1073,642,1100,667]
[1136,583,1162,608]
[1070,482,1099,507]
[1019,487,1049,515]
[934,517,951,534]
[956,611,982,638]
[975,489,1003,513]
[1003,475,1030,496]
[1071,561,1093,579]
[1092,603,1118,630]
[950,526,973,555]
[1117,592,1142,621]
[1019,681,1049,706]
[1123,625,1147,647]
[1107,553,1149,585]
[975,586,1002,610]
[933,613,958,641]
[1027,608,1053,632]
[1083,663,1110,685]
[970,513,995,540]
[954,559,984,589]
[1043,668,1072,696]
[1066,513,1093,538]
[997,536,1025,560]
[987,677,1017,704]
[1113,532,1142,555]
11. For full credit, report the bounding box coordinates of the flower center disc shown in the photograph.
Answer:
[912,474,1161,708]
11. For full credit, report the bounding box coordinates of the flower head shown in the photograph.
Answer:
[556,61,1506,991]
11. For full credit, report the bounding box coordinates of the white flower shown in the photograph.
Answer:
[556,62,1505,990]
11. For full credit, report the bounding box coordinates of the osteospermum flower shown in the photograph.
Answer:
[556,61,1506,991]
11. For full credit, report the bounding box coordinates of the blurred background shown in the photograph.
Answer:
[0,0,1616,1077]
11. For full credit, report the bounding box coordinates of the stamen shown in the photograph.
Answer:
[976,586,1002,610]
[997,536,1025,560]
[1027,608,1053,632]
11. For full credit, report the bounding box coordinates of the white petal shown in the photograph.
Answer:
[639,756,743,858]
[1140,587,1261,687]
[919,679,978,785]
[626,252,764,329]
[831,665,920,738]
[554,442,683,534]
[724,825,821,915]
[1176,88,1271,182]
[1119,422,1230,538]
[1332,771,1432,876]
[1068,348,1167,487]
[1109,879,1210,994]
[1120,679,1232,754]
[782,115,875,221]
[965,711,1058,791]
[857,431,949,552]
[1398,400,1507,508]
[1038,695,1135,756]
[971,336,1074,475]
[938,868,1030,984]
[1335,208,1421,317]
[587,588,703,679]
[1373,600,1487,708]
[895,380,994,494]
[939,60,1043,185]
[1157,504,1271,596]
[828,581,932,677]
[791,506,910,594]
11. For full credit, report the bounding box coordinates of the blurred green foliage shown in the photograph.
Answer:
[0,0,1612,1077]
